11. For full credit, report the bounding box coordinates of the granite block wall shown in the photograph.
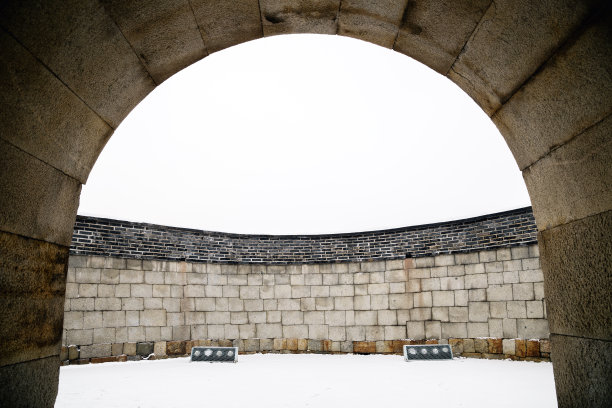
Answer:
[62,244,548,362]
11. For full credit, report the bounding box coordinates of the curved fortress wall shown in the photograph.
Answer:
[63,207,549,362]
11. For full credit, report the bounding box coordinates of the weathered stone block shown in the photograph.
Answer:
[95,297,121,311]
[410,308,432,321]
[519,269,544,283]
[365,326,384,341]
[140,310,167,326]
[474,338,488,354]
[354,295,371,310]
[413,292,432,308]
[487,273,503,285]
[454,290,468,307]
[80,344,111,359]
[389,293,412,309]
[279,298,301,310]
[67,329,93,346]
[103,311,125,328]
[355,311,377,326]
[526,301,544,318]
[487,338,503,354]
[71,298,95,313]
[425,321,441,339]
[244,299,263,312]
[432,307,449,322]
[487,284,513,301]
[512,283,534,300]
[370,294,388,310]
[467,322,489,338]
[432,291,454,307]
[166,340,186,356]
[367,283,389,295]
[507,301,527,318]
[468,302,489,322]
[502,318,517,338]
[346,326,365,341]
[300,298,315,311]
[517,319,549,339]
[353,341,376,354]
[281,311,304,325]
[465,274,488,289]
[449,307,468,323]
[407,321,425,340]
[384,326,406,341]
[385,269,406,282]
[440,277,464,290]
[334,296,354,310]
[463,338,475,353]
[421,278,440,291]
[378,310,397,326]
[503,271,520,284]
[248,311,266,324]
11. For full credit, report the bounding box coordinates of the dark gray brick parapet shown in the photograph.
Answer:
[70,207,537,263]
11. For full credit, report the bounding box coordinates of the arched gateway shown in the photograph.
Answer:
[0,1,609,407]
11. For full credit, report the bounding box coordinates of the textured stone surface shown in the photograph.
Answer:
[524,114,612,230]
[494,8,612,169]
[0,0,156,128]
[337,0,406,48]
[393,0,490,74]
[551,334,612,407]
[100,0,207,84]
[190,0,261,53]
[449,0,595,115]
[539,211,611,340]
[0,30,112,183]
[0,231,67,367]
[0,356,60,408]
[261,0,340,37]
[0,139,81,246]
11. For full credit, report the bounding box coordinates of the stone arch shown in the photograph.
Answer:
[0,1,609,407]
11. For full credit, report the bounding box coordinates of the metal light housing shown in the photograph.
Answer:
[190,347,238,363]
[403,344,453,361]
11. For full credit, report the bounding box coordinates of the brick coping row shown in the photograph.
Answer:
[60,337,550,366]
[71,207,537,263]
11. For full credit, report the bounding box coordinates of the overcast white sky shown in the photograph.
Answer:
[78,34,530,235]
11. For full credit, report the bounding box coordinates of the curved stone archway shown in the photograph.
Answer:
[0,1,609,407]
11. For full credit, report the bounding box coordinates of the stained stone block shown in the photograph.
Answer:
[389,293,412,309]
[355,311,377,326]
[465,274,488,289]
[487,284,513,301]
[140,310,167,326]
[425,321,442,339]
[81,344,111,359]
[378,310,397,326]
[410,308,432,321]
[432,291,454,307]
[441,323,467,339]
[413,292,432,308]
[468,302,489,322]
[77,284,96,298]
[517,319,549,339]
[467,322,489,338]
[365,326,384,341]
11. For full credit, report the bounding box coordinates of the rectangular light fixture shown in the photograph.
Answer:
[190,347,238,363]
[403,344,453,361]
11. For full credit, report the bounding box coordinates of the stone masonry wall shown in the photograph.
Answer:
[62,244,548,363]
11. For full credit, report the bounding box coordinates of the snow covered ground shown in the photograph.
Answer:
[56,354,557,408]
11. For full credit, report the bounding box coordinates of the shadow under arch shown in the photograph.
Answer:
[0,1,610,407]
